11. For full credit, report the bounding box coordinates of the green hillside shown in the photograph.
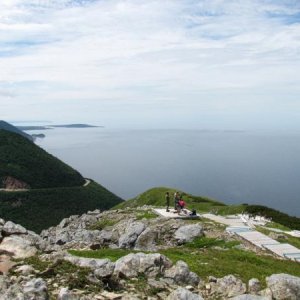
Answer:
[0,129,85,189]
[0,181,122,232]
[0,129,123,231]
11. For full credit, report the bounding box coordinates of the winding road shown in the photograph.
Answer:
[0,178,91,192]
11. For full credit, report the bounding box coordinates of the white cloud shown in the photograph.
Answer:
[0,0,300,128]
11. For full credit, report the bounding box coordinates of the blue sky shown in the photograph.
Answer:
[0,0,300,129]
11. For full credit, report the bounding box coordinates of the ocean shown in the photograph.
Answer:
[33,127,300,217]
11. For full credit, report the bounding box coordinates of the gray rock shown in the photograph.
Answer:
[72,229,101,243]
[164,260,200,286]
[3,221,27,235]
[0,282,24,300]
[99,230,113,243]
[147,278,168,290]
[57,218,71,229]
[14,265,35,275]
[210,275,247,298]
[23,278,48,300]
[231,295,269,300]
[0,235,37,258]
[166,287,203,300]
[0,218,5,225]
[249,278,261,294]
[65,255,114,271]
[114,252,171,278]
[57,287,81,300]
[94,261,115,278]
[134,227,158,251]
[118,222,146,248]
[266,273,300,300]
[174,224,203,244]
[54,229,71,245]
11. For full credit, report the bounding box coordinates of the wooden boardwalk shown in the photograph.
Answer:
[227,226,300,262]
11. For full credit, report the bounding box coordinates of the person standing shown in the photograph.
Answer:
[174,191,179,210]
[165,192,170,212]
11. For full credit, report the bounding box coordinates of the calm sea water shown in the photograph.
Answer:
[33,128,300,217]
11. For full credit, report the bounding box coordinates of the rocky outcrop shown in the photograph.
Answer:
[0,276,48,300]
[134,227,158,251]
[0,236,37,258]
[166,287,204,300]
[118,221,146,249]
[1,208,300,300]
[231,295,269,300]
[164,260,200,286]
[209,275,247,298]
[1,176,30,190]
[114,252,172,278]
[0,219,46,259]
[174,224,203,244]
[266,273,300,300]
[248,278,261,295]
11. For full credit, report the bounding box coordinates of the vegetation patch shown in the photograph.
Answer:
[68,248,136,262]
[135,210,158,220]
[186,237,240,249]
[88,218,118,230]
[160,247,300,286]
[17,256,101,293]
[68,246,300,288]
[265,222,291,231]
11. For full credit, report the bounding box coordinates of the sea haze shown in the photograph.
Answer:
[33,128,300,217]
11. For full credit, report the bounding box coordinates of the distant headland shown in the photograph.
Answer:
[17,124,103,131]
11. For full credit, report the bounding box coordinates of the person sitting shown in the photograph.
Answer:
[178,199,186,210]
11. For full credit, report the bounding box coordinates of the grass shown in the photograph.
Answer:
[160,247,300,286]
[135,210,158,220]
[88,218,119,230]
[186,237,240,249]
[265,222,291,231]
[67,244,300,287]
[69,248,135,261]
[18,256,101,292]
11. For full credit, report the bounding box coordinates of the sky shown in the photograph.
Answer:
[0,0,300,129]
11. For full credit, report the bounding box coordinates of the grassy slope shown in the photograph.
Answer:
[69,242,300,286]
[0,181,123,232]
[0,129,84,188]
[114,187,246,215]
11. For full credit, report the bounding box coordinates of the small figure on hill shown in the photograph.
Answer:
[165,191,170,212]
[174,191,179,210]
